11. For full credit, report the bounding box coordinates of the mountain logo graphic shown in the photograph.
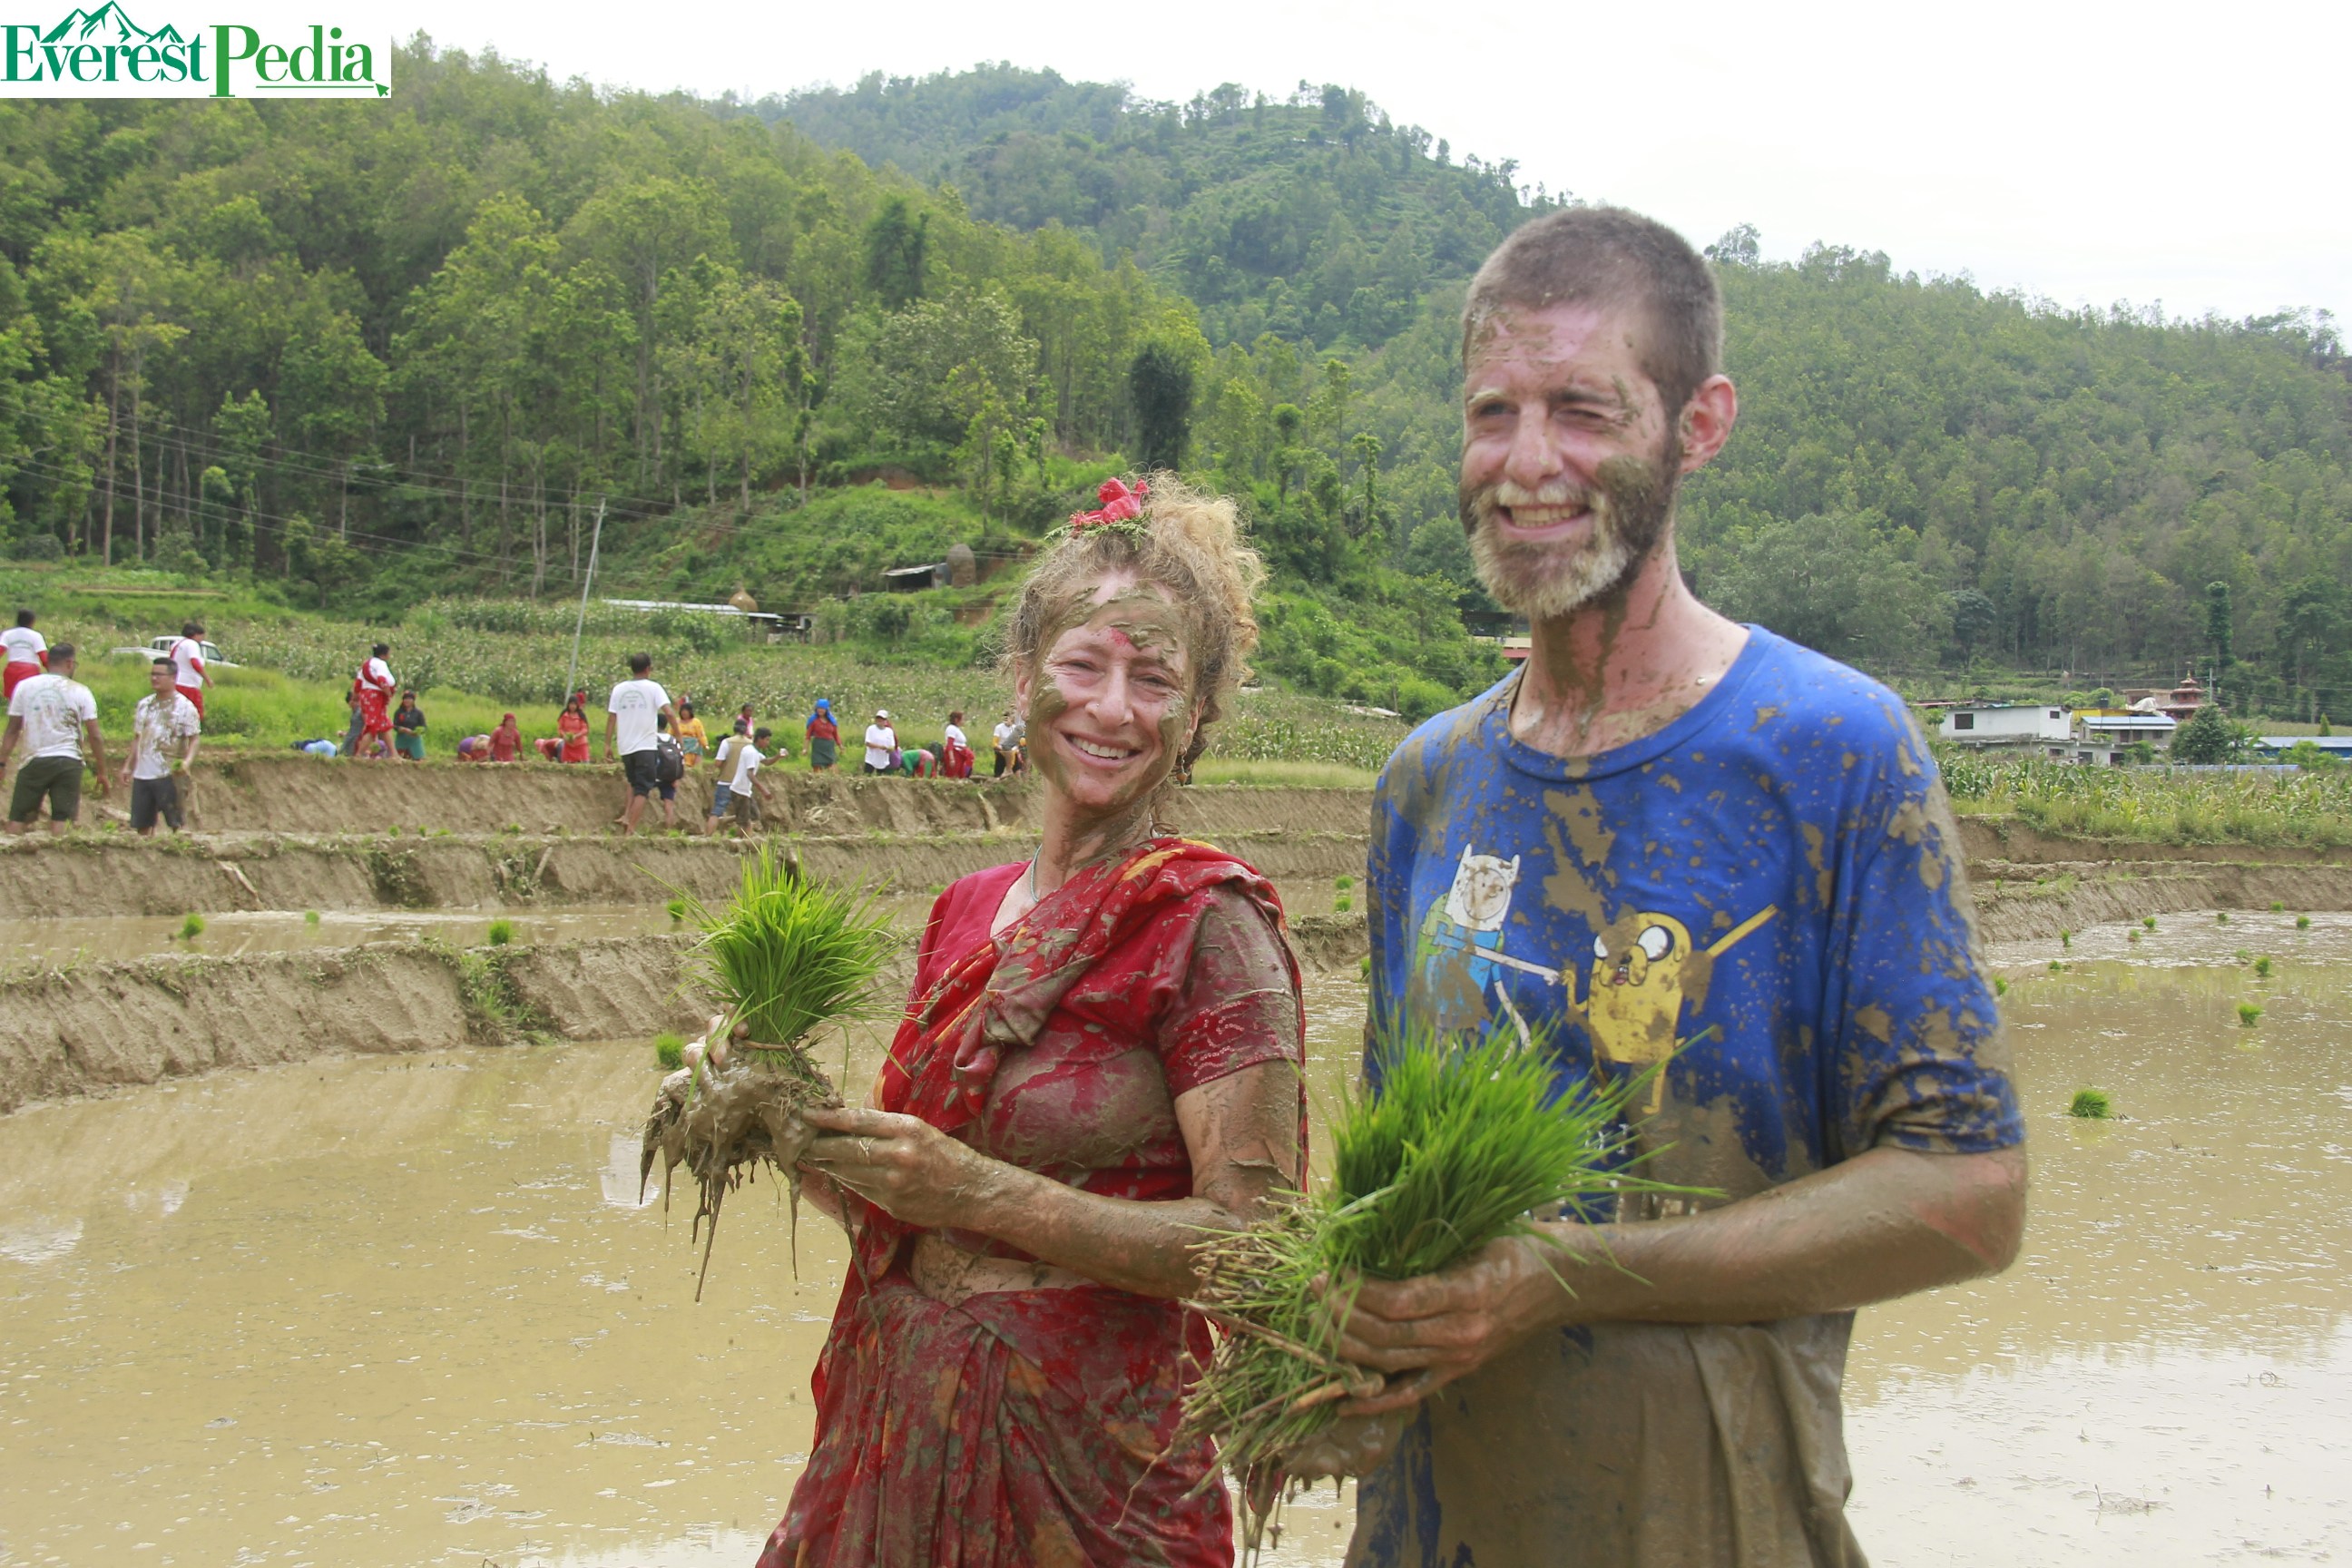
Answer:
[41,2,152,44]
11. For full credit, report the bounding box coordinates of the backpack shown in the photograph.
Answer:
[655,735,685,784]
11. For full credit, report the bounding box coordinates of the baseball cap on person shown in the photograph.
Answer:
[875,709,890,719]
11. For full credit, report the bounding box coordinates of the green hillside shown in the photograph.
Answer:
[0,48,2346,725]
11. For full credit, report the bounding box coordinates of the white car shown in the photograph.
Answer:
[112,635,237,669]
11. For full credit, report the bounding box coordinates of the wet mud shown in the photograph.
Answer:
[9,929,2344,1565]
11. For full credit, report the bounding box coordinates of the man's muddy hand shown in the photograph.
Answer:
[1320,1235,1568,1416]
[1282,1410,1410,1479]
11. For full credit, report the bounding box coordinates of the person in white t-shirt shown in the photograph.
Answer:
[863,710,897,775]
[716,725,774,836]
[703,719,749,835]
[2,608,46,700]
[0,642,109,835]
[168,619,210,718]
[603,651,678,835]
[126,657,201,836]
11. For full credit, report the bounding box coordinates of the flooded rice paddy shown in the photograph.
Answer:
[0,906,681,970]
[0,916,2347,1564]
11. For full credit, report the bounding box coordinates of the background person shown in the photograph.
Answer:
[0,642,107,835]
[3,609,46,698]
[355,642,396,760]
[940,710,975,778]
[167,619,209,719]
[125,656,201,836]
[759,475,1300,1567]
[604,652,677,835]
[862,709,897,775]
[805,698,839,771]
[392,692,426,760]
[718,723,773,835]
[488,712,522,763]
[557,691,593,763]
[990,709,1024,778]
[675,701,710,768]
[703,718,750,834]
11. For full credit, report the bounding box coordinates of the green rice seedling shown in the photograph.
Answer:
[2297,915,2312,930]
[2143,916,2158,929]
[2270,901,2286,912]
[2060,929,2072,948]
[2237,1002,2263,1028]
[388,824,401,838]
[2234,949,2250,964]
[303,909,320,925]
[2068,1088,2112,1119]
[1333,894,1353,913]
[654,1032,686,1071]
[642,846,897,1298]
[2127,928,2141,943]
[1335,875,1354,891]
[1180,1022,1699,1550]
[485,918,514,946]
[665,897,690,922]
[2217,911,2230,924]
[2254,956,2273,978]
[2048,959,2063,972]
[178,912,205,941]
[1993,976,2009,996]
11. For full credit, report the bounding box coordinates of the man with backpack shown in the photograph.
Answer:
[651,714,687,830]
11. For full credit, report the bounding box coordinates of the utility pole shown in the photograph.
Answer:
[564,497,605,703]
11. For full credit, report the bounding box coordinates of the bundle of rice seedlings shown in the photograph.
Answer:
[1179,1021,1694,1553]
[639,845,896,1298]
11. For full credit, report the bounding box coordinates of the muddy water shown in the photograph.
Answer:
[0,905,680,968]
[1,920,2344,1564]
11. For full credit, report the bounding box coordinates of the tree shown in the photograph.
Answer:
[2171,702,2238,764]
[1129,339,1194,472]
[2205,581,2234,687]
[1945,589,1996,663]
[863,196,928,310]
[1703,513,1948,664]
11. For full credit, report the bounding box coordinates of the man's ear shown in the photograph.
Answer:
[1013,663,1034,722]
[1676,374,1739,475]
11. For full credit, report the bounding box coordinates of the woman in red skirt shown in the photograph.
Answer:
[763,477,1300,1567]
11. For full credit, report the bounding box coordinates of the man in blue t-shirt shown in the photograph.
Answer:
[1328,209,2026,1567]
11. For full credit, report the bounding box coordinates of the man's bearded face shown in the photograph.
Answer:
[1461,437,1680,622]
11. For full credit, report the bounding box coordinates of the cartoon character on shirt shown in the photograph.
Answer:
[1415,842,1778,1097]
[1414,847,1564,1039]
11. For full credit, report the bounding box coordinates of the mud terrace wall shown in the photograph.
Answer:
[0,936,707,1114]
[13,763,2352,1114]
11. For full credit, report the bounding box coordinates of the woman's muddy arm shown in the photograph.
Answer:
[799,1058,1301,1299]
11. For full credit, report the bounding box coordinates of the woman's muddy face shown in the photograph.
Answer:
[1018,575,1196,820]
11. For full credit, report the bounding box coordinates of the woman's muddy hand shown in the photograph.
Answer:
[799,1105,1000,1230]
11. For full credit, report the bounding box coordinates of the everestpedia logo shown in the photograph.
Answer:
[3,3,387,96]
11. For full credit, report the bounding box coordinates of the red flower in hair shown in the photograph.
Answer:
[1070,477,1148,530]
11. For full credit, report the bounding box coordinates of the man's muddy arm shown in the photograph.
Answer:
[799,1058,1301,1299]
[1334,1143,2026,1413]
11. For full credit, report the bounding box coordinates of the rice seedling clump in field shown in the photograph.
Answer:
[2069,1088,2112,1119]
[639,846,897,1298]
[1178,1023,1694,1551]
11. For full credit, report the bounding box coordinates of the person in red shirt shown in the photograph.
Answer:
[557,691,593,763]
[167,619,209,719]
[488,712,522,763]
[757,476,1299,1568]
[354,642,396,760]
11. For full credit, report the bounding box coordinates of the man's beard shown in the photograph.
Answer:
[1462,445,1680,622]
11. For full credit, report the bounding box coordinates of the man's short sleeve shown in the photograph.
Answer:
[1825,725,2022,1161]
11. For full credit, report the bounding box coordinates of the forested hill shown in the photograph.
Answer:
[762,64,1557,348]
[1,45,2348,723]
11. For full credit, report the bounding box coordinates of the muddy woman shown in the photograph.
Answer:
[763,476,1307,1567]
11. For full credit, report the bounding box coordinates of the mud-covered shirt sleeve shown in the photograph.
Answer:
[1822,724,2022,1161]
[1157,887,1304,1099]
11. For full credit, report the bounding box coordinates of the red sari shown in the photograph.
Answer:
[763,839,1304,1568]
[558,708,591,763]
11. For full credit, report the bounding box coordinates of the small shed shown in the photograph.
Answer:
[883,563,947,593]
[1937,703,2072,751]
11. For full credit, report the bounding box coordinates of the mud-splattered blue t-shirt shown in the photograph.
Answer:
[1349,627,2022,1568]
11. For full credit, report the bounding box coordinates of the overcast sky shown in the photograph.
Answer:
[347,0,2344,323]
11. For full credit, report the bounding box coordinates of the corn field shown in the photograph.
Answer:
[1939,756,2352,848]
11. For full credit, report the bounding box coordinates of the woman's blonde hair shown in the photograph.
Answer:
[1004,473,1265,773]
